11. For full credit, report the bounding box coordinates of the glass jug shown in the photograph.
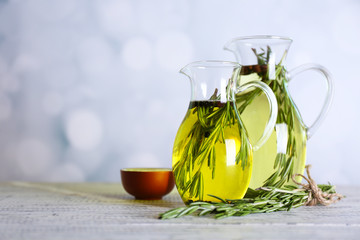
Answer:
[172,61,278,204]
[224,35,333,188]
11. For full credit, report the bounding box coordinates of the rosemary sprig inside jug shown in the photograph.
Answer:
[235,46,302,188]
[172,96,252,203]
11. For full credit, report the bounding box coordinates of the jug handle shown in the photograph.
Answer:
[287,64,334,139]
[235,81,278,151]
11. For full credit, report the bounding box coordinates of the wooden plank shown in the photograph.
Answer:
[0,182,359,239]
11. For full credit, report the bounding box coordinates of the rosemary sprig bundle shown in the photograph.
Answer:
[160,169,343,220]
[160,185,310,220]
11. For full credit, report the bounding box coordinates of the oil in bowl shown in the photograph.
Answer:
[120,168,175,200]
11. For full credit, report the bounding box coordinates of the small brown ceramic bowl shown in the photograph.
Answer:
[120,168,175,200]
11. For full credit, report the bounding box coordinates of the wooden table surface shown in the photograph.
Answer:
[0,182,359,239]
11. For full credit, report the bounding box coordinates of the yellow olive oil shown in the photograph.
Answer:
[172,101,252,204]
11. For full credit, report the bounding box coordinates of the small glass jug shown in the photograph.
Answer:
[172,61,278,204]
[224,35,333,188]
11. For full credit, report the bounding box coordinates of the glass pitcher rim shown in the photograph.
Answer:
[180,60,241,73]
[224,35,293,46]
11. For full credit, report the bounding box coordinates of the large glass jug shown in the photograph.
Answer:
[172,61,278,204]
[224,35,333,188]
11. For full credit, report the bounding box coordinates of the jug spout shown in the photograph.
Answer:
[179,64,192,79]
[223,39,240,62]
[223,39,236,53]
[179,61,242,102]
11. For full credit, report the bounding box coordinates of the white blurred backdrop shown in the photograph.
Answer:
[0,0,359,184]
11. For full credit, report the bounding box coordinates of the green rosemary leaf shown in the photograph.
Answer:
[200,173,204,199]
[263,170,279,187]
[177,205,200,218]
[243,188,260,198]
[208,194,227,203]
[318,184,336,194]
[199,208,215,216]
[211,147,216,179]
[159,207,187,219]
[273,153,282,169]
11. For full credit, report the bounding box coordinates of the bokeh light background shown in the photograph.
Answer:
[0,0,359,184]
